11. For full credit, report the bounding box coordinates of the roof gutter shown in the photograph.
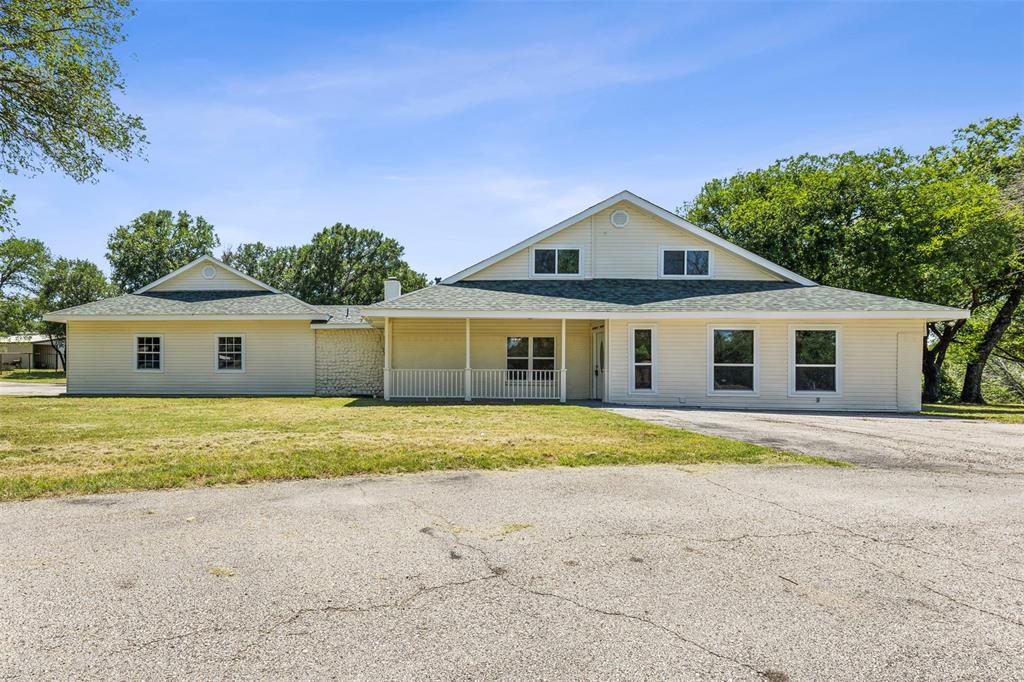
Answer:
[44,314,330,323]
[360,308,969,322]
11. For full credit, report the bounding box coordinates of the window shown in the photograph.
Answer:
[533,248,581,276]
[135,336,162,372]
[791,327,839,395]
[660,248,711,277]
[216,335,245,372]
[630,326,655,392]
[506,336,555,379]
[709,328,757,393]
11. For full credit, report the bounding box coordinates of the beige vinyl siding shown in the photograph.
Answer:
[149,261,266,292]
[606,318,925,412]
[66,320,314,395]
[466,201,783,281]
[389,318,592,399]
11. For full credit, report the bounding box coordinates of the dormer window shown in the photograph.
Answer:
[660,248,711,278]
[532,247,581,276]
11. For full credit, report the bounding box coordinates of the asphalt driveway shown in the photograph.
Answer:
[0,381,65,396]
[609,406,1024,476]
[2,449,1022,679]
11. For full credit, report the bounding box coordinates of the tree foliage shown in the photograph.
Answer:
[220,242,298,293]
[224,224,428,305]
[0,0,146,229]
[106,210,219,292]
[0,235,48,293]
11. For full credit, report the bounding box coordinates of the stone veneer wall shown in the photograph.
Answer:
[314,328,384,397]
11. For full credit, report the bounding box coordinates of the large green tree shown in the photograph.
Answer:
[225,225,427,305]
[682,117,1022,403]
[926,118,1024,403]
[36,256,112,366]
[220,242,299,293]
[0,235,48,333]
[0,0,146,230]
[106,210,219,292]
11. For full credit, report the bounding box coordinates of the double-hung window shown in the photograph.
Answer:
[629,326,655,392]
[709,328,757,393]
[216,335,245,372]
[533,247,581,276]
[506,336,555,380]
[790,327,840,395]
[660,248,710,277]
[135,335,162,372]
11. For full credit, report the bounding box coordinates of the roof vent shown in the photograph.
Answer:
[201,265,216,279]
[610,209,630,228]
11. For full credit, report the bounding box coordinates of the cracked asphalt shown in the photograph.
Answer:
[2,443,1023,680]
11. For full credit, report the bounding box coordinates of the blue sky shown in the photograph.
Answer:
[6,0,1023,280]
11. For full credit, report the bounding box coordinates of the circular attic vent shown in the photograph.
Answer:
[201,265,217,280]
[610,209,630,228]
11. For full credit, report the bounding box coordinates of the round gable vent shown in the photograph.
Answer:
[201,265,216,280]
[610,209,630,228]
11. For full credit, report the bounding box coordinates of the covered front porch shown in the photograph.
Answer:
[378,317,605,402]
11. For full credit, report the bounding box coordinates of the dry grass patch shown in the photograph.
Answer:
[0,397,841,501]
[922,403,1024,424]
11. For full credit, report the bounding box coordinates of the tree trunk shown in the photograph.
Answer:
[922,320,964,403]
[47,333,65,372]
[960,286,1023,404]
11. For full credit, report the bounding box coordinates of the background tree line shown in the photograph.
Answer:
[682,115,1024,404]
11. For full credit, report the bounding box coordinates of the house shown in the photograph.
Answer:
[44,190,968,411]
[0,334,65,371]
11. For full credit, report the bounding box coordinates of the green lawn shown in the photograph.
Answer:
[0,369,66,383]
[0,397,840,501]
[921,402,1024,424]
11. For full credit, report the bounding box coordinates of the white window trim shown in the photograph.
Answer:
[529,244,585,279]
[788,325,842,397]
[658,246,714,279]
[214,334,246,373]
[707,325,759,396]
[134,334,164,373]
[628,324,657,394]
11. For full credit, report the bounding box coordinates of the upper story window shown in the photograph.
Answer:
[135,335,162,372]
[532,247,581,276]
[660,248,711,278]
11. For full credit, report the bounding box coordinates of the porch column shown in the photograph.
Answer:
[464,318,471,402]
[559,318,567,403]
[383,317,391,401]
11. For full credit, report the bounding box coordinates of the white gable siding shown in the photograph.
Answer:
[149,261,266,292]
[465,202,783,281]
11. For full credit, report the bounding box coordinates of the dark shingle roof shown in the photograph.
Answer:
[365,279,965,316]
[48,290,328,318]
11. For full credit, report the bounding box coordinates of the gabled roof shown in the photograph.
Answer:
[43,290,329,322]
[441,190,816,286]
[364,279,968,321]
[135,255,281,294]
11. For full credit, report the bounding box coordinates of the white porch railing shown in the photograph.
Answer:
[471,369,560,400]
[387,369,564,401]
[389,369,464,399]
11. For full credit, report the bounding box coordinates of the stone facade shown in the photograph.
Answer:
[315,328,384,397]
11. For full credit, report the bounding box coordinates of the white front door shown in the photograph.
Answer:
[591,329,605,400]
